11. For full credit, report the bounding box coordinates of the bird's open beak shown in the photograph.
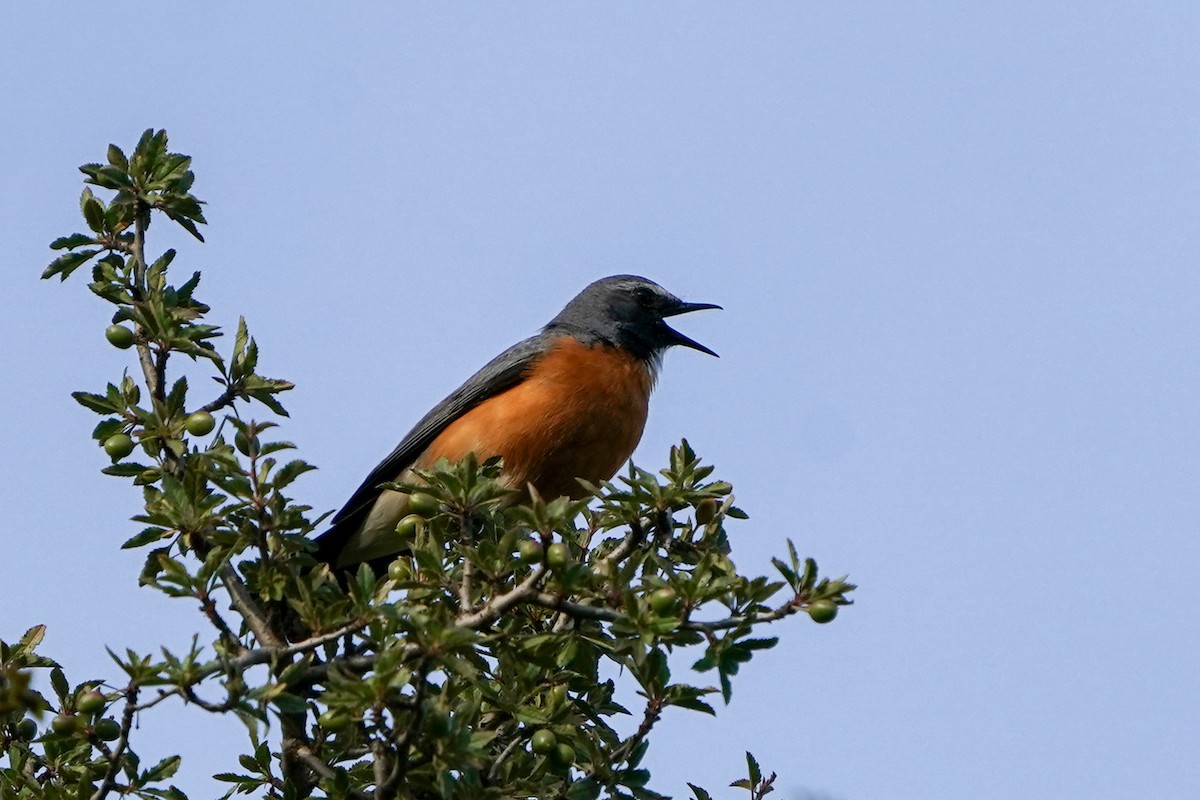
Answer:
[662,301,722,357]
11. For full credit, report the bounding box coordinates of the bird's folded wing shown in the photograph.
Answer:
[314,334,552,563]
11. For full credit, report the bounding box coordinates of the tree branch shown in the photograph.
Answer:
[88,684,139,800]
[199,384,238,414]
[220,564,282,648]
[455,565,547,628]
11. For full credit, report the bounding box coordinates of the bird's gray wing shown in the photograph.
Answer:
[314,334,552,563]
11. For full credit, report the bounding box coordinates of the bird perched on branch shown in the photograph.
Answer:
[314,275,720,573]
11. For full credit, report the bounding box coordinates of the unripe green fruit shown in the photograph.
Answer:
[103,434,135,459]
[807,599,838,624]
[518,539,543,563]
[546,542,570,570]
[105,325,135,349]
[184,411,215,436]
[531,729,557,754]
[550,742,576,768]
[51,714,79,736]
[395,514,424,541]
[648,588,679,615]
[76,691,105,715]
[16,718,37,740]
[318,710,351,730]
[93,718,121,741]
[234,431,256,456]
[387,558,412,582]
[695,498,719,525]
[407,492,439,518]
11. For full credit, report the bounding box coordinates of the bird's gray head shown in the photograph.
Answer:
[544,275,721,361]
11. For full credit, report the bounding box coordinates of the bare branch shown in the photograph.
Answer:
[599,518,647,570]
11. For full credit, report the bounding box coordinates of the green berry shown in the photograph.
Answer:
[184,411,215,436]
[394,514,424,541]
[550,742,576,768]
[93,718,121,741]
[531,729,557,754]
[807,599,838,624]
[318,710,351,730]
[387,558,412,582]
[518,539,543,563]
[648,588,678,615]
[76,691,105,715]
[16,719,37,740]
[545,542,570,570]
[407,492,439,518]
[105,325,135,349]
[234,430,256,456]
[51,714,79,736]
[103,434,135,459]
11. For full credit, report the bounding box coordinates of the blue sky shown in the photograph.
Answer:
[3,4,1198,798]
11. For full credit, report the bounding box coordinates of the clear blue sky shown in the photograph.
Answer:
[3,4,1198,798]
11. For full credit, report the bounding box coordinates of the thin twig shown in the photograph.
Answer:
[198,589,245,654]
[486,735,526,782]
[599,519,647,570]
[181,684,240,713]
[294,746,339,781]
[611,696,663,765]
[88,684,139,800]
[455,565,547,628]
[458,517,474,611]
[380,658,431,795]
[199,384,238,414]
[528,591,807,633]
[131,212,160,403]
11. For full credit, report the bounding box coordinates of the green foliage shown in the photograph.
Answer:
[2,131,856,799]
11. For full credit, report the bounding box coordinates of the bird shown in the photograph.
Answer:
[313,275,720,573]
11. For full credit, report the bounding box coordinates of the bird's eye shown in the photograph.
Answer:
[632,286,654,306]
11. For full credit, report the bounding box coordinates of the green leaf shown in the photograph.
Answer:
[247,389,290,417]
[745,751,761,786]
[102,463,154,478]
[18,625,47,654]
[141,755,182,783]
[81,189,105,232]
[80,163,132,190]
[49,233,96,250]
[43,249,100,281]
[166,212,205,242]
[272,692,308,714]
[566,778,602,800]
[122,527,169,549]
[49,667,69,703]
[107,143,129,170]
[72,391,118,414]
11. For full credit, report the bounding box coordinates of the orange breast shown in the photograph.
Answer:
[419,336,655,499]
